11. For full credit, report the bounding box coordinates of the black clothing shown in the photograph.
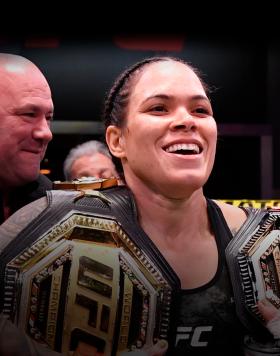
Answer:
[173,199,247,355]
[0,174,52,224]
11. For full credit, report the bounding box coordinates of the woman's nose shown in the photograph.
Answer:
[170,112,196,131]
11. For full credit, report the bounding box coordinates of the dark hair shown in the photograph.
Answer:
[102,56,209,174]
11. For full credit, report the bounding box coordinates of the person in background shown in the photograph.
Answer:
[63,140,118,181]
[0,53,54,224]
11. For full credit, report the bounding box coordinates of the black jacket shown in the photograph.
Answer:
[0,174,52,224]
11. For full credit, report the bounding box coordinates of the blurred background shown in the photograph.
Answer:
[1,30,279,199]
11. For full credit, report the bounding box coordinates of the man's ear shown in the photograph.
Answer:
[106,125,126,158]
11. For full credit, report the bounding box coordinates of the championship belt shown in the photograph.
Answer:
[0,178,179,355]
[226,208,280,336]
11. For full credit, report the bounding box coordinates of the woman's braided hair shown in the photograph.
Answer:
[102,56,209,175]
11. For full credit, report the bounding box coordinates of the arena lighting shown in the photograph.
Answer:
[40,159,51,175]
[24,37,60,48]
[113,34,185,51]
[39,169,51,175]
[221,200,280,209]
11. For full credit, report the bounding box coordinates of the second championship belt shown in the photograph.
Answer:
[0,178,179,355]
[226,208,280,336]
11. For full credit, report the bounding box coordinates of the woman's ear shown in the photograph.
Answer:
[106,125,126,158]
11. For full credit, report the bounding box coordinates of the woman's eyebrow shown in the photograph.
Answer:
[142,94,210,104]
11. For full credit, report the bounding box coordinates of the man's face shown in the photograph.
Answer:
[0,67,53,188]
[70,153,117,180]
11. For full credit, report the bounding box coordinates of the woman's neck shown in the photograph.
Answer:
[127,178,209,245]
[124,175,217,289]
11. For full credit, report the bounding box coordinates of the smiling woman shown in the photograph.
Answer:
[105,57,217,199]
[103,56,280,355]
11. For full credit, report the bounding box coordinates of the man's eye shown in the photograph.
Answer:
[23,112,36,117]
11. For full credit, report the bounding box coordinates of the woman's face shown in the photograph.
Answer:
[108,60,217,198]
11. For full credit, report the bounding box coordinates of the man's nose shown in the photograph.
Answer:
[32,118,53,142]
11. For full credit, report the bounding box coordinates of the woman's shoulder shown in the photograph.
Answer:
[212,200,248,235]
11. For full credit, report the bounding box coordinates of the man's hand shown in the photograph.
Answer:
[258,299,280,338]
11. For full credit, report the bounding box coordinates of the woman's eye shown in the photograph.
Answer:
[195,107,210,114]
[150,105,166,112]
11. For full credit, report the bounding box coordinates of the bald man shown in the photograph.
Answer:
[0,53,54,224]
